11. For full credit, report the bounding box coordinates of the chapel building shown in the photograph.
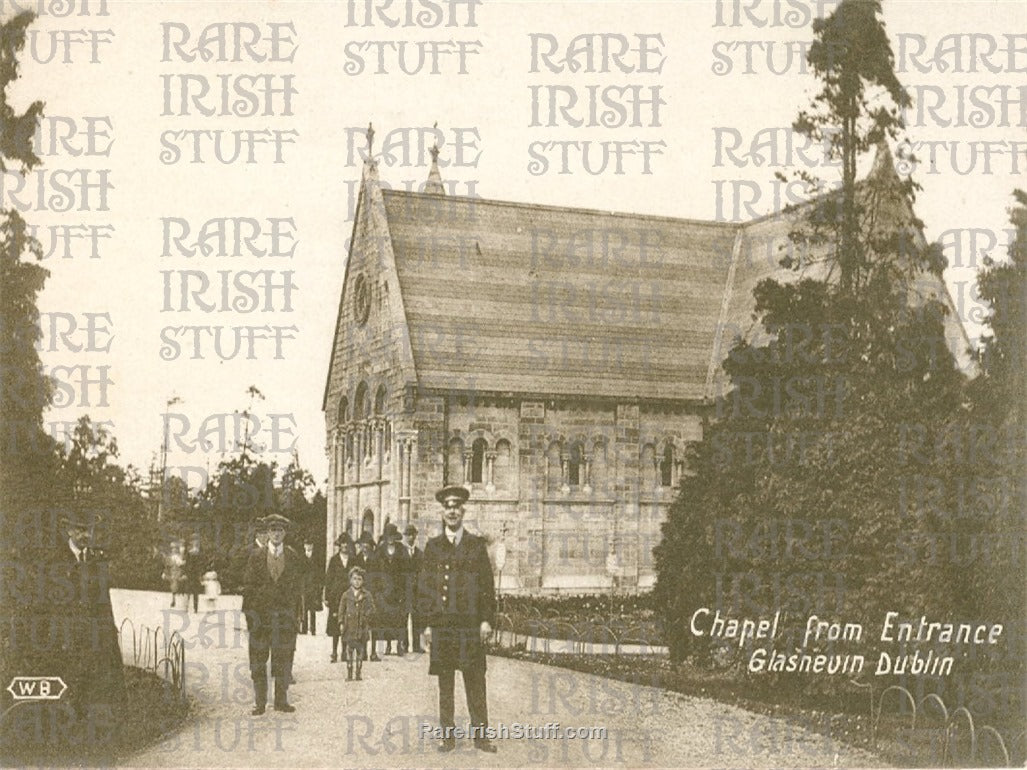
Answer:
[322,137,973,593]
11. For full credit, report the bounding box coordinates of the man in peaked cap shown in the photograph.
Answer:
[418,485,497,753]
[243,514,304,714]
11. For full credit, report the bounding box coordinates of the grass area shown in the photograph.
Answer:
[1,666,191,766]
[490,647,1023,767]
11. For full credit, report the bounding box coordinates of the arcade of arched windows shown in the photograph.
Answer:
[543,437,683,496]
[446,434,515,491]
[435,433,688,497]
[640,439,686,491]
[545,437,609,494]
[328,381,394,488]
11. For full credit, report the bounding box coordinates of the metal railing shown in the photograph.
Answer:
[853,680,1017,767]
[118,617,187,698]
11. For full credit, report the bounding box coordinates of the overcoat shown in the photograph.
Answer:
[368,547,407,631]
[243,545,304,645]
[417,531,496,675]
[48,543,126,713]
[323,551,353,636]
[338,587,376,648]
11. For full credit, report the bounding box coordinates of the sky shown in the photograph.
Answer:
[6,0,1025,490]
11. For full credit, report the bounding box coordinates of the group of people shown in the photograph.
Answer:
[238,485,499,753]
[323,521,425,665]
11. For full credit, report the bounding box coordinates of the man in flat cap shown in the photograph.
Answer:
[418,485,497,753]
[243,514,304,714]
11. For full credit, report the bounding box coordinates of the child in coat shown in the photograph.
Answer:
[338,566,376,681]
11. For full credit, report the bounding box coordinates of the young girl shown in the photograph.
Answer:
[338,566,376,681]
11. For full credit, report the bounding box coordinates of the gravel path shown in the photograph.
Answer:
[113,590,884,768]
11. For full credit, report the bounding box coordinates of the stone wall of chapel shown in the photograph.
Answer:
[401,396,703,593]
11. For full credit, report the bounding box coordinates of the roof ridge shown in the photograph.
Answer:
[380,188,743,230]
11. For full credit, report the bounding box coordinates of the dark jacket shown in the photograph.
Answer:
[300,553,322,607]
[46,542,126,711]
[243,544,304,641]
[402,543,422,610]
[417,530,496,673]
[324,552,354,609]
[338,587,376,644]
[368,545,407,623]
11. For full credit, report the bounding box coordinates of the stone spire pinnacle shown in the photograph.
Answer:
[424,121,445,195]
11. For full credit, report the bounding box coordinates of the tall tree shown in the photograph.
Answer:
[656,0,965,667]
[1,11,51,498]
[791,0,912,293]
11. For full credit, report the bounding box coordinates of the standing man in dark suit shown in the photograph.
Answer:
[299,536,321,635]
[235,517,267,630]
[402,524,425,652]
[51,511,126,721]
[243,514,304,715]
[324,535,354,662]
[418,485,497,753]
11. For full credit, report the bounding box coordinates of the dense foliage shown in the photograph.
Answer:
[654,0,1023,731]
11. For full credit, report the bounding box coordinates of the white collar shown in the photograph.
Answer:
[445,527,464,546]
[267,542,283,556]
[68,538,84,562]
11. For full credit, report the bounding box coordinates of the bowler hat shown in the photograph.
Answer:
[334,534,348,546]
[434,485,469,505]
[59,511,102,529]
[404,524,418,536]
[263,514,292,529]
[357,532,375,546]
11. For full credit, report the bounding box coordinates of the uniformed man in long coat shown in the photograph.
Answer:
[243,514,304,714]
[418,485,497,753]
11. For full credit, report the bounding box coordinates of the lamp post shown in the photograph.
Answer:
[494,520,508,613]
[158,395,181,522]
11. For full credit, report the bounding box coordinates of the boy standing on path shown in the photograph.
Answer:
[339,566,376,681]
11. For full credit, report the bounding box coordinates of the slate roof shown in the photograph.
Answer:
[324,144,974,409]
[382,190,745,401]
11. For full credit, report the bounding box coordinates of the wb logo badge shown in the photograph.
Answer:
[6,677,67,701]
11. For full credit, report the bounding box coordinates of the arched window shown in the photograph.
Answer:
[337,396,349,425]
[470,438,487,483]
[448,437,465,484]
[660,443,674,487]
[374,385,386,415]
[361,509,375,539]
[568,442,583,486]
[494,439,513,491]
[354,382,369,421]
